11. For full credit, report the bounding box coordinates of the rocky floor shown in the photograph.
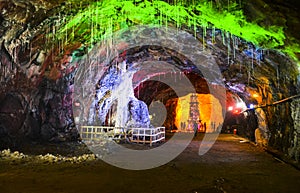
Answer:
[0,134,300,193]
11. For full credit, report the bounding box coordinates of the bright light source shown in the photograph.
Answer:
[236,102,244,108]
[253,93,259,98]
[228,106,233,111]
[249,104,254,109]
[74,102,80,107]
[74,117,80,124]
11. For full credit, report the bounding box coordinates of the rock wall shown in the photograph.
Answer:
[0,73,78,149]
[289,98,300,162]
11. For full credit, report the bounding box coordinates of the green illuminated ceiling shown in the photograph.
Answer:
[54,0,299,64]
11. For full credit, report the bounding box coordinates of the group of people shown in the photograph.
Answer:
[171,120,206,136]
[193,120,206,136]
[181,120,206,136]
[180,122,187,130]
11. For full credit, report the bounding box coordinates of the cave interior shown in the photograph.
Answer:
[0,0,300,164]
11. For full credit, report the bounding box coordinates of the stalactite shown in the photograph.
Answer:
[212,26,216,44]
[193,17,196,38]
[276,66,280,90]
[221,30,225,45]
[175,72,177,82]
[202,26,206,50]
[251,47,254,73]
[227,32,230,66]
[232,35,236,59]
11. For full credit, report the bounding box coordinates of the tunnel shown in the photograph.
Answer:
[0,0,300,192]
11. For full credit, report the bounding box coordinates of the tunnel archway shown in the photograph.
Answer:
[82,44,227,131]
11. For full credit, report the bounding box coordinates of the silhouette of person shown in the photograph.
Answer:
[193,122,198,137]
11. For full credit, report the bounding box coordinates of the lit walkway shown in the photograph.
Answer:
[0,134,299,193]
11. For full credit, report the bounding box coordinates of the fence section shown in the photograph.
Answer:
[130,127,165,146]
[79,126,165,146]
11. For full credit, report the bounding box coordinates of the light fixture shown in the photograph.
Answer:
[234,109,240,114]
[236,102,244,108]
[74,102,80,107]
[253,93,259,98]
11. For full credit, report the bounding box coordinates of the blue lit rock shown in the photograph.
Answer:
[91,63,150,128]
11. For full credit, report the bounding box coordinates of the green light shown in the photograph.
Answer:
[54,0,298,64]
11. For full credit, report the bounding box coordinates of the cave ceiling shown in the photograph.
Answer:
[0,0,300,105]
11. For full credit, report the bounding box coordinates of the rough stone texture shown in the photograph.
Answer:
[289,98,300,162]
[255,108,269,146]
[128,99,150,128]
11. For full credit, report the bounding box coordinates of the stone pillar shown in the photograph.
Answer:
[255,108,269,147]
[289,98,300,162]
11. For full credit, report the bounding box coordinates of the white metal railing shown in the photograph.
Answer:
[79,126,120,141]
[130,127,165,145]
[79,126,165,146]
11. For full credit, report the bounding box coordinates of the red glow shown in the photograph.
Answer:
[234,109,240,114]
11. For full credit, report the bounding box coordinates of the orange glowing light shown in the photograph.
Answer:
[175,94,224,133]
[253,93,259,98]
[234,109,240,114]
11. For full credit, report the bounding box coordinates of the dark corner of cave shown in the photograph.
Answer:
[0,0,300,193]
